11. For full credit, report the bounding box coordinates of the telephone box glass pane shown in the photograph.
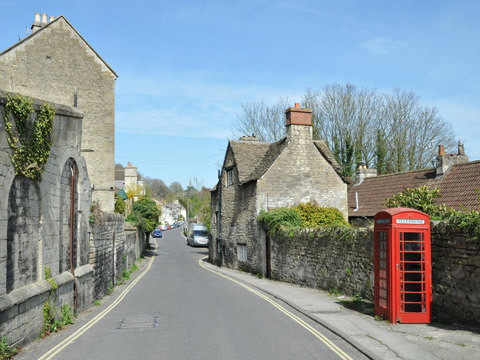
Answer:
[400,231,426,313]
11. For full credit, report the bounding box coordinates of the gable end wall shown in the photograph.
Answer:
[0,17,116,211]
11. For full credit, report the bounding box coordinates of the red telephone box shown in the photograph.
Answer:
[374,208,432,323]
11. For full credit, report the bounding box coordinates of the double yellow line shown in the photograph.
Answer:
[37,255,155,360]
[198,258,353,360]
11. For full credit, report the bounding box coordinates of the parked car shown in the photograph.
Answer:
[152,229,162,238]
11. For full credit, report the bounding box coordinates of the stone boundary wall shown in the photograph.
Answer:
[270,222,480,325]
[0,266,92,347]
[431,222,480,323]
[271,228,374,300]
[90,212,146,300]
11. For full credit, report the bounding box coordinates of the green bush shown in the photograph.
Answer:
[258,207,303,235]
[114,194,126,215]
[386,186,480,239]
[258,203,348,235]
[385,186,449,219]
[296,202,348,227]
[0,337,17,360]
[126,197,161,234]
[445,210,480,240]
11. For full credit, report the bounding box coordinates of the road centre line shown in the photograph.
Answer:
[37,251,156,360]
[198,258,353,360]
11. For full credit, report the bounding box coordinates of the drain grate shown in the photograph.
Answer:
[117,315,159,330]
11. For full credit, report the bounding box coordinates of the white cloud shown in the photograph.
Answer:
[361,36,406,55]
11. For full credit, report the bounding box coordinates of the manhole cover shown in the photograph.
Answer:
[117,315,158,330]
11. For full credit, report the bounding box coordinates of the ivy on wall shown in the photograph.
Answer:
[3,94,55,180]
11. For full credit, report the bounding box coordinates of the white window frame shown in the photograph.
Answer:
[227,169,234,186]
[237,244,247,262]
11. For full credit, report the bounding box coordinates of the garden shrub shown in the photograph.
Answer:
[258,207,302,235]
[296,202,348,227]
[258,202,348,235]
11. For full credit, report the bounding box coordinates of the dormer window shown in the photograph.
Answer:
[227,168,234,186]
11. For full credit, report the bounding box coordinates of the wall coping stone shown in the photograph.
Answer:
[0,90,83,119]
[74,264,94,278]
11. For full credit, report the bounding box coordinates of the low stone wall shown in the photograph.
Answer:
[271,228,374,300]
[0,265,92,347]
[431,222,480,324]
[90,213,146,300]
[270,222,480,325]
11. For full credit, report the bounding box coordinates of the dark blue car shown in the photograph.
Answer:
[152,229,162,238]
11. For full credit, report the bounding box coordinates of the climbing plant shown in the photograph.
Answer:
[3,93,55,181]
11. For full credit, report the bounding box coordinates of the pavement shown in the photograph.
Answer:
[201,260,480,360]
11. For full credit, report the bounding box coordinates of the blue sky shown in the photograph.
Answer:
[1,0,479,189]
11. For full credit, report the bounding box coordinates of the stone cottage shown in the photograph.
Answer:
[210,103,349,275]
[0,13,118,212]
[348,143,480,224]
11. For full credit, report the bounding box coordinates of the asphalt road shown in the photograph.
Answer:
[19,227,368,360]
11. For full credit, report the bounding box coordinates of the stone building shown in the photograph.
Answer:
[0,13,118,211]
[348,143,479,224]
[210,103,349,275]
[0,92,94,345]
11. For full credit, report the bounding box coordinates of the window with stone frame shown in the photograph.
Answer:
[227,168,234,186]
[237,244,247,261]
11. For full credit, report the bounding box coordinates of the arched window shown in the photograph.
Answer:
[59,158,78,273]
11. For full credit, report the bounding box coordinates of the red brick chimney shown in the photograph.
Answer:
[285,103,313,142]
[285,103,312,127]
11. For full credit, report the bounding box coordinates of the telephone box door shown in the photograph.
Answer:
[395,229,431,323]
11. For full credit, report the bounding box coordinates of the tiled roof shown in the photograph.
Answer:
[229,138,287,184]
[313,140,349,182]
[348,160,480,217]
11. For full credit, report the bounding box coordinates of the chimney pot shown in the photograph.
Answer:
[438,145,446,156]
[35,13,41,23]
[458,142,465,156]
[42,13,48,24]
[49,16,55,22]
[294,103,300,108]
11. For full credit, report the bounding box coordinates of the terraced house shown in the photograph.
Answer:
[210,103,349,276]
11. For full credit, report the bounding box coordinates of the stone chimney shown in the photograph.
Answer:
[355,164,377,185]
[31,13,42,33]
[436,142,469,177]
[285,103,313,142]
[31,13,53,33]
[239,135,258,142]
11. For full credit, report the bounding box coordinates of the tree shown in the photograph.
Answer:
[144,177,170,199]
[231,97,292,142]
[178,181,211,230]
[169,181,184,197]
[125,197,161,234]
[233,84,458,177]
